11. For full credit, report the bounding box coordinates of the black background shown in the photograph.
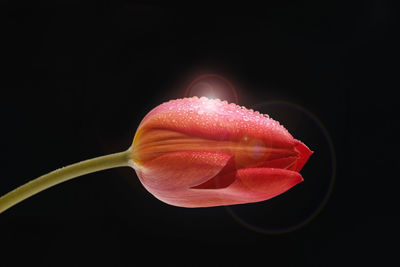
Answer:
[1,1,398,266]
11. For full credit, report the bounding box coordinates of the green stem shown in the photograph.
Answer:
[0,149,133,214]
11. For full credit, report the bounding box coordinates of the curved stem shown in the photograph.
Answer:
[0,149,133,214]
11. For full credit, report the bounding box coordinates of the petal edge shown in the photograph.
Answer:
[294,140,313,172]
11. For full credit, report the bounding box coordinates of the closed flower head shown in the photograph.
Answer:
[131,97,313,208]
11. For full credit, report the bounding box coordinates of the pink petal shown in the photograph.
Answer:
[155,167,303,207]
[221,167,304,204]
[138,97,296,149]
[135,151,233,194]
[245,156,298,170]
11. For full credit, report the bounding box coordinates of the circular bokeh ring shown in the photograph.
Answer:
[225,101,336,234]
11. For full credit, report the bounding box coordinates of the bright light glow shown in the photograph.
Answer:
[184,74,239,104]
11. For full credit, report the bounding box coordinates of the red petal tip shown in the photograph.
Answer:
[294,140,313,172]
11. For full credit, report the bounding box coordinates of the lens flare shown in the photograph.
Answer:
[184,74,239,104]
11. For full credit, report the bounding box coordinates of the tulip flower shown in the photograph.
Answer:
[0,96,312,213]
[132,97,312,207]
